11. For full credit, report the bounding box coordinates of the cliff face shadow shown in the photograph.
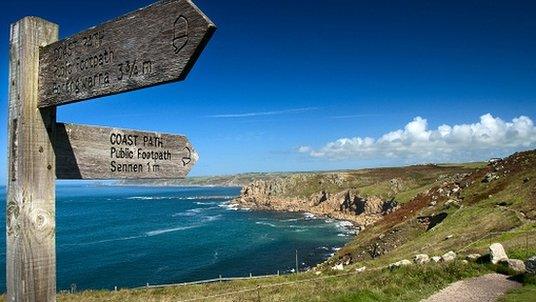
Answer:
[427,212,448,231]
[355,197,365,215]
[339,193,365,215]
[54,123,82,179]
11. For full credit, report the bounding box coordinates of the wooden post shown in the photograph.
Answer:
[295,249,299,274]
[7,17,58,302]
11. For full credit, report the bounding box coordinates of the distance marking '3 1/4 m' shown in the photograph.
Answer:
[38,0,215,107]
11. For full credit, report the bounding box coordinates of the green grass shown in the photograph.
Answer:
[500,285,536,302]
[49,262,492,302]
[499,274,536,302]
[261,164,478,201]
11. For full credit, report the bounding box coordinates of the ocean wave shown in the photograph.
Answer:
[195,201,218,205]
[258,233,274,241]
[60,235,144,247]
[281,218,300,222]
[288,224,306,229]
[145,225,197,236]
[334,220,358,235]
[255,221,277,228]
[127,196,158,200]
[172,211,196,217]
[218,202,239,211]
[203,215,222,222]
[303,212,316,220]
[172,206,220,217]
[127,195,236,201]
[288,224,328,230]
[213,250,219,263]
[216,201,251,211]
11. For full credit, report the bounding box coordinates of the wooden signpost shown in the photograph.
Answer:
[55,123,198,179]
[39,0,215,107]
[6,0,214,301]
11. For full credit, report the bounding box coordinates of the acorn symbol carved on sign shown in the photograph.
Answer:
[173,16,189,54]
[182,146,192,166]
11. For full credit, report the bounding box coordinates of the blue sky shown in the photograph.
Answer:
[0,0,535,180]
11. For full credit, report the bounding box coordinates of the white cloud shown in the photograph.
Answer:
[300,114,536,162]
[206,107,317,118]
[297,146,312,153]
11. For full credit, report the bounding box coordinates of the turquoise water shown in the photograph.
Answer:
[0,185,353,292]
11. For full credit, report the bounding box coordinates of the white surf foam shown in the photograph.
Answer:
[333,220,358,235]
[255,221,277,228]
[195,201,218,205]
[218,202,239,211]
[127,195,236,201]
[281,218,300,222]
[145,225,197,236]
[303,212,316,220]
[203,215,222,222]
[60,235,144,246]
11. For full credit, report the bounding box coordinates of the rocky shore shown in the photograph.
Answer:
[231,176,399,227]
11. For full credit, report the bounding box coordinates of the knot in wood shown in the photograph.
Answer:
[28,208,55,238]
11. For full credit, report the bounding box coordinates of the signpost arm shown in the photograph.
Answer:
[7,17,58,302]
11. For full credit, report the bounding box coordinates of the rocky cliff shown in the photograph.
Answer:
[233,174,397,226]
[233,182,397,225]
[231,164,482,227]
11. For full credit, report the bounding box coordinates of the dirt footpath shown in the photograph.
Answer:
[422,273,521,302]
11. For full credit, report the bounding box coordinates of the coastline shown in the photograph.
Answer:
[221,198,360,269]
[228,199,362,230]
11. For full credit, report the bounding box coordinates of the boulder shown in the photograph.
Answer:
[355,266,366,273]
[441,251,457,262]
[413,254,430,264]
[331,263,344,271]
[524,256,536,274]
[389,259,412,269]
[431,256,442,263]
[444,199,460,208]
[489,243,508,264]
[482,173,499,183]
[499,259,526,273]
[466,254,481,261]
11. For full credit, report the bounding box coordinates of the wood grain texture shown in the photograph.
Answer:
[7,17,58,302]
[38,0,215,107]
[55,123,198,179]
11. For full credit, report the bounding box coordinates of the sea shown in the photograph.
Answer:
[0,184,354,292]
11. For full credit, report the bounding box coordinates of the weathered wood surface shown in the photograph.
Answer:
[7,17,58,302]
[38,0,215,107]
[55,123,198,179]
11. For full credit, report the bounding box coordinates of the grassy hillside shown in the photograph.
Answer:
[272,164,481,203]
[326,150,536,269]
[7,151,534,301]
